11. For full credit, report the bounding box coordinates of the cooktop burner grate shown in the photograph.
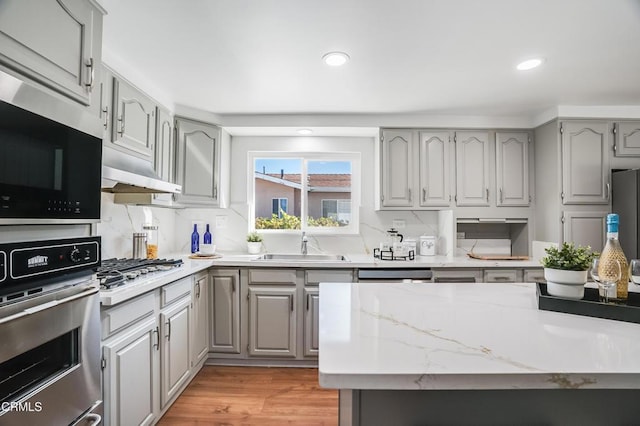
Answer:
[96,258,183,290]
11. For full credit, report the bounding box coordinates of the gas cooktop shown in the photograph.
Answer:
[96,258,183,290]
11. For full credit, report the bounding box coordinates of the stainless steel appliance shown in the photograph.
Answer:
[612,169,640,259]
[0,236,102,425]
[96,257,183,290]
[0,99,102,224]
[358,268,433,283]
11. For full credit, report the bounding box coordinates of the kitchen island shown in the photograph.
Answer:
[319,282,640,426]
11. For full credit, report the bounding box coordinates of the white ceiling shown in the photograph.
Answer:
[100,0,640,126]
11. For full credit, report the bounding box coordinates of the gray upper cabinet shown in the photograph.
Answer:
[111,77,157,159]
[381,129,414,207]
[155,106,175,182]
[209,270,241,354]
[455,131,490,206]
[0,0,104,107]
[496,132,530,206]
[419,131,451,207]
[613,121,640,157]
[561,121,610,205]
[175,118,221,206]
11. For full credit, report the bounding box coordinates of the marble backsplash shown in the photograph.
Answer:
[98,193,453,259]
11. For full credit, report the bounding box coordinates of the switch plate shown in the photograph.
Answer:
[216,215,228,229]
[392,219,406,229]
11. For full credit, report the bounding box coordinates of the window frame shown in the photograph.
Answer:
[248,151,360,235]
[271,197,289,218]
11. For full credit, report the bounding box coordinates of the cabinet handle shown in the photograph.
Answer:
[408,189,412,202]
[499,188,503,204]
[117,116,125,136]
[102,106,109,130]
[153,326,159,350]
[606,182,610,200]
[84,58,94,90]
[213,186,218,199]
[290,295,294,312]
[422,188,426,202]
[232,280,236,293]
[486,188,489,202]
[166,320,171,341]
[306,294,310,311]
[196,282,201,298]
[492,276,511,281]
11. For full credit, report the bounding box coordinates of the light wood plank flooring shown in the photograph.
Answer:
[158,366,338,425]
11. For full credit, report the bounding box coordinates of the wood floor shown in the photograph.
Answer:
[158,366,338,425]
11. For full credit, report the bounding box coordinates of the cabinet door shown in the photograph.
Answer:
[102,317,159,426]
[455,131,490,206]
[191,274,209,367]
[155,106,175,182]
[0,0,102,106]
[175,118,220,206]
[160,297,191,408]
[381,129,414,207]
[483,269,522,283]
[111,77,157,159]
[562,210,608,250]
[561,121,610,204]
[613,121,640,157]
[496,132,530,206]
[209,271,241,353]
[303,288,320,357]
[419,131,451,207]
[248,286,296,357]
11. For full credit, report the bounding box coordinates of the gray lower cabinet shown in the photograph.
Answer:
[483,269,522,283]
[209,269,241,354]
[160,295,191,409]
[0,0,104,107]
[110,76,157,159]
[303,288,320,356]
[248,286,297,357]
[191,272,209,367]
[175,117,221,206]
[433,268,483,283]
[524,268,545,283]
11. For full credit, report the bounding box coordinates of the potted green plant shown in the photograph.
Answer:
[247,232,263,254]
[541,242,597,299]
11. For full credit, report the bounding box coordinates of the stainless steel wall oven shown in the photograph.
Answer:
[0,236,102,425]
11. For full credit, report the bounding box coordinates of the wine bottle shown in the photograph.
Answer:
[204,224,212,245]
[191,224,200,254]
[598,213,629,301]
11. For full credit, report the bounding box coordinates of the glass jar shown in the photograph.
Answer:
[143,225,159,259]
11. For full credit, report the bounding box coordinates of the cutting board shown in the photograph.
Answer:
[188,254,223,259]
[467,253,529,260]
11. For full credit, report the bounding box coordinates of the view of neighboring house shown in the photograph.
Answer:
[254,171,351,224]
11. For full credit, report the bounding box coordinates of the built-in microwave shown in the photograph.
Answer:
[0,100,102,224]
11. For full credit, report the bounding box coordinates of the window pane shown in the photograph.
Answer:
[307,161,351,228]
[255,159,302,229]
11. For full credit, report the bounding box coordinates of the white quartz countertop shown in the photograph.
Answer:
[318,281,640,390]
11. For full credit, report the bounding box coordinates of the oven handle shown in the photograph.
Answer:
[0,285,98,325]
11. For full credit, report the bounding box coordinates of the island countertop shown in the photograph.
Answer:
[318,281,640,391]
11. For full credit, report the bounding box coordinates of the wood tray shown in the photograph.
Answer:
[188,254,222,259]
[467,253,529,260]
[536,282,640,324]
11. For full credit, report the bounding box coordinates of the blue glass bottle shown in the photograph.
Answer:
[204,224,212,245]
[191,224,200,253]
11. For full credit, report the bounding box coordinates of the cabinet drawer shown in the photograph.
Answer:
[483,269,522,283]
[305,269,354,286]
[432,268,482,283]
[101,291,156,338]
[162,276,192,307]
[248,269,297,285]
[524,268,545,283]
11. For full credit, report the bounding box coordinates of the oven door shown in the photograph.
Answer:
[0,282,102,425]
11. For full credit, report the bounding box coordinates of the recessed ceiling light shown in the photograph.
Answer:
[323,51,350,67]
[297,129,313,135]
[516,58,544,71]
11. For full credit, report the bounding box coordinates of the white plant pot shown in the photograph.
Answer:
[247,241,262,254]
[544,268,588,300]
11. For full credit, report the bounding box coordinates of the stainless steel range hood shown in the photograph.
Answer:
[101,147,182,194]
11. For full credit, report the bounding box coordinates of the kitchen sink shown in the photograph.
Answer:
[252,253,350,262]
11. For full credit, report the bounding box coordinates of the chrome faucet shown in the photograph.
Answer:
[301,232,308,255]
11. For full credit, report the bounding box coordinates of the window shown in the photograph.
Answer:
[249,153,360,234]
[272,198,288,217]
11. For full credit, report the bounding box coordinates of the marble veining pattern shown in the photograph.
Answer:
[318,282,640,390]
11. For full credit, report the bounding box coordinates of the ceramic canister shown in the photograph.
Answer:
[419,236,436,256]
